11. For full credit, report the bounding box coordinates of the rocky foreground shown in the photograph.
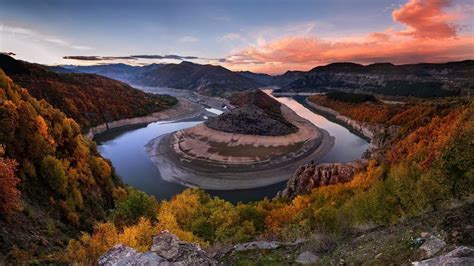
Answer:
[99,204,474,265]
[98,231,217,265]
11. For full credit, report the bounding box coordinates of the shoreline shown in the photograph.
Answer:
[304,97,400,154]
[145,107,335,190]
[85,98,202,140]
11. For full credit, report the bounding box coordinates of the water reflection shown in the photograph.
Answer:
[96,96,368,203]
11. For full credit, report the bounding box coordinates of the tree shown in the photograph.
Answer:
[111,188,158,227]
[0,155,21,217]
[40,155,67,195]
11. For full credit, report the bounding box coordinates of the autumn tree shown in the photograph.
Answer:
[40,155,67,195]
[0,154,21,217]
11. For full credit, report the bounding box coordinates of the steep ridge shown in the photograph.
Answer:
[0,71,122,258]
[278,91,470,200]
[0,55,177,130]
[280,61,474,97]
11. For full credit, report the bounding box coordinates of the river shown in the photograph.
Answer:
[95,95,368,204]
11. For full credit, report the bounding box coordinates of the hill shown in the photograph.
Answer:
[55,61,264,97]
[0,55,177,130]
[204,89,298,136]
[0,70,124,259]
[279,61,474,98]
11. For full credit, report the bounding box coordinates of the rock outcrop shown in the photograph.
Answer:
[278,160,367,199]
[418,235,447,259]
[296,251,320,264]
[98,231,217,266]
[413,246,474,266]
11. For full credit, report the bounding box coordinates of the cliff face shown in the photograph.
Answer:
[278,161,366,199]
[278,99,399,199]
[305,99,399,150]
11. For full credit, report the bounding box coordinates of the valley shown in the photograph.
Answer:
[94,85,368,203]
[0,55,472,264]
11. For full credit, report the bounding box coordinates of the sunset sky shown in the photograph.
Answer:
[1,0,473,74]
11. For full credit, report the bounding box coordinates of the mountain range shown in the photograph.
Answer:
[55,61,264,96]
[52,59,474,98]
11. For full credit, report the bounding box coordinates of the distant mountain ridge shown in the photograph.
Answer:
[54,59,474,98]
[57,61,264,97]
[279,61,474,98]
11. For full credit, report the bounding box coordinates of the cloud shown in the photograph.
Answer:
[218,33,243,42]
[392,0,458,39]
[178,36,199,43]
[64,54,206,62]
[223,0,473,74]
[0,24,92,50]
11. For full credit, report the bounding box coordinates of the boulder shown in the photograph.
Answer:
[98,244,165,266]
[413,246,474,266]
[418,235,446,259]
[278,160,366,199]
[98,231,217,266]
[233,241,282,251]
[295,251,319,264]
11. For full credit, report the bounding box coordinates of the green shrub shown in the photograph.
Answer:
[110,188,158,227]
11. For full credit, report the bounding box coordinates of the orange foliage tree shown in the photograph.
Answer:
[0,153,21,216]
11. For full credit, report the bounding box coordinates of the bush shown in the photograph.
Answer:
[40,155,67,195]
[110,188,158,227]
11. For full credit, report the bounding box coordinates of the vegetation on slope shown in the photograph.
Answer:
[282,61,473,98]
[65,92,473,263]
[205,89,298,136]
[0,71,128,261]
[309,92,467,137]
[0,55,177,130]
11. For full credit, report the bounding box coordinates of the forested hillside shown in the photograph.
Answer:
[0,71,129,260]
[63,92,473,263]
[280,61,474,98]
[0,55,177,130]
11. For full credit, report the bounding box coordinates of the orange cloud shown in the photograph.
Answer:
[225,35,474,74]
[224,0,473,74]
[393,0,458,39]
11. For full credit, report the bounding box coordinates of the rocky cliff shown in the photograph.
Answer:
[278,160,367,199]
[277,99,399,199]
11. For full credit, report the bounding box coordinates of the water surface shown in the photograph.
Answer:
[96,96,368,203]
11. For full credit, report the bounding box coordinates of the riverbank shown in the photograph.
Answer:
[86,98,202,139]
[145,104,335,190]
[304,98,399,149]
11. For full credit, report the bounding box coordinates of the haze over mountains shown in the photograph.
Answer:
[54,61,264,96]
[53,59,474,98]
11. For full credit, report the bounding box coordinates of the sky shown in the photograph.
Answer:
[1,0,473,74]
